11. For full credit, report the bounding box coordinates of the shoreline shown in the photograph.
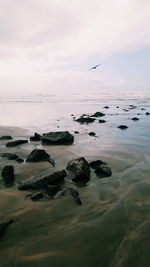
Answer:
[0,103,150,267]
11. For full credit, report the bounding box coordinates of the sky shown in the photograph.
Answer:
[0,0,150,96]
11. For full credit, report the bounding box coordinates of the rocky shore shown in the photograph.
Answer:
[0,105,149,267]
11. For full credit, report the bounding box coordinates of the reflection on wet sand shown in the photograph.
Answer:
[0,101,150,267]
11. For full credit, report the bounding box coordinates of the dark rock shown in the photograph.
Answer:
[49,158,55,167]
[18,170,66,190]
[116,106,119,108]
[1,153,18,160]
[99,119,106,123]
[70,188,79,198]
[89,160,106,169]
[141,108,146,110]
[74,197,82,205]
[123,109,129,112]
[16,158,24,163]
[74,131,79,134]
[103,106,109,109]
[46,185,60,196]
[89,132,96,136]
[42,131,74,145]
[58,188,82,205]
[95,165,112,178]
[118,125,128,130]
[66,157,90,183]
[75,117,95,123]
[146,112,150,115]
[30,132,42,141]
[6,140,28,147]
[91,112,105,117]
[0,136,12,140]
[0,153,24,163]
[132,117,139,121]
[129,105,137,109]
[31,192,43,201]
[0,220,13,238]
[70,189,82,205]
[1,165,14,184]
[26,149,51,163]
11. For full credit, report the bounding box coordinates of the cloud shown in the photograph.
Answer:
[0,0,150,61]
[0,0,150,94]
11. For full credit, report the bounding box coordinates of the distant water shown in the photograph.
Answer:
[0,89,149,130]
[1,87,150,103]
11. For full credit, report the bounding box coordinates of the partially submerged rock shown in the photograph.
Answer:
[74,131,79,134]
[99,119,106,123]
[16,158,24,163]
[1,153,18,160]
[26,149,51,163]
[0,220,13,238]
[103,106,109,109]
[88,132,96,136]
[95,165,112,178]
[118,125,128,130]
[46,185,60,197]
[30,132,42,141]
[1,153,24,163]
[42,131,74,145]
[89,160,106,169]
[6,140,28,147]
[18,170,66,190]
[91,112,105,117]
[70,188,82,205]
[129,105,137,109]
[0,136,12,140]
[1,165,14,184]
[146,112,150,116]
[31,192,43,201]
[59,188,82,205]
[66,157,90,183]
[132,117,139,121]
[75,117,95,124]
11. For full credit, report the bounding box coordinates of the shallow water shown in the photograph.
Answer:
[0,95,150,267]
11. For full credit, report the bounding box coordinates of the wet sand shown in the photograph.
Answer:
[0,104,150,267]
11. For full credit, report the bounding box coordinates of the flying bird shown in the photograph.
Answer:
[89,64,101,70]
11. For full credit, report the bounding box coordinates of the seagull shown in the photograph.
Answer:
[89,64,101,70]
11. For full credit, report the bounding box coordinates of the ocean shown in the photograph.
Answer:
[0,88,150,267]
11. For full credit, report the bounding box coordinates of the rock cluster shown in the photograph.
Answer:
[89,160,112,178]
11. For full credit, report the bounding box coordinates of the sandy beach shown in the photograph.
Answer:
[0,99,150,267]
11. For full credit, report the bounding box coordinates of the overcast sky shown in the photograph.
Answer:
[0,0,150,95]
